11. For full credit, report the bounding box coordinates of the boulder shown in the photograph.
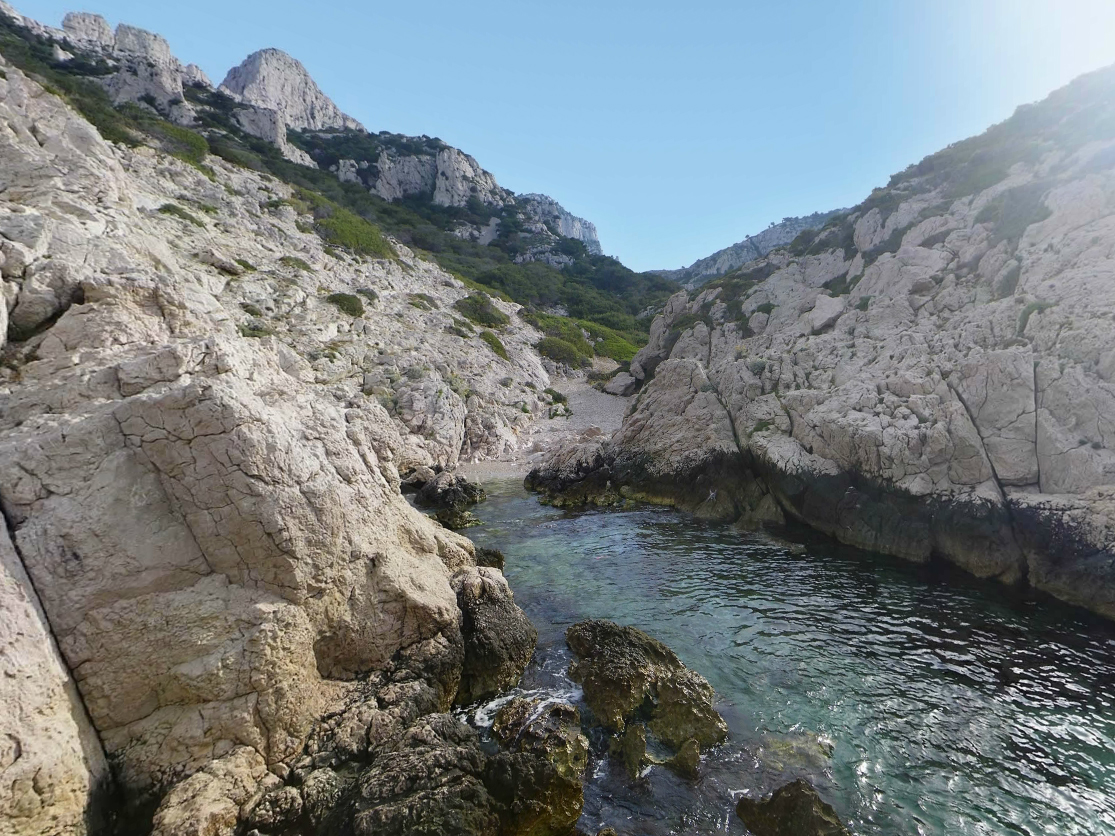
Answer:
[565,620,727,750]
[452,567,537,705]
[735,779,851,836]
[489,697,589,836]
[603,371,637,397]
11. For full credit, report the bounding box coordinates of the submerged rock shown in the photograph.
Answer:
[735,779,851,836]
[413,469,487,530]
[565,620,728,750]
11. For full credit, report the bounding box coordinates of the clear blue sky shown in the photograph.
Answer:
[14,0,1115,270]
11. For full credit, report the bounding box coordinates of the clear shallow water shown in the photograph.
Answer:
[464,480,1115,836]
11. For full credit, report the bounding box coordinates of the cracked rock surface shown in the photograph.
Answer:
[0,52,548,832]
[530,65,1115,618]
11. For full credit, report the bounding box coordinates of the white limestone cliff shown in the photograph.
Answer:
[220,48,363,132]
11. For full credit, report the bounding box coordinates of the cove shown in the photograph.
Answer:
[464,480,1115,836]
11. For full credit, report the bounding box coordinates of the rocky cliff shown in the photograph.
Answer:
[655,209,844,288]
[220,48,363,133]
[530,64,1115,620]
[0,23,599,832]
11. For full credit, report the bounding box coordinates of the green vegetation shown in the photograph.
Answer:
[454,292,509,328]
[754,302,776,316]
[750,420,774,435]
[325,292,364,317]
[240,302,262,317]
[158,204,204,228]
[579,320,639,362]
[855,295,872,311]
[235,258,257,272]
[544,387,567,404]
[306,200,394,259]
[238,323,274,338]
[280,255,312,271]
[408,293,438,311]
[536,336,589,367]
[479,330,508,360]
[356,287,378,303]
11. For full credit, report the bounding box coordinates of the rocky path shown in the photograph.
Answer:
[460,380,630,483]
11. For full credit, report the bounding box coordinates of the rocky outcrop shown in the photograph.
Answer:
[735,780,851,836]
[654,209,845,288]
[489,697,589,836]
[565,620,728,750]
[517,194,602,255]
[0,50,555,832]
[452,567,537,705]
[531,64,1115,619]
[0,523,111,836]
[220,48,363,132]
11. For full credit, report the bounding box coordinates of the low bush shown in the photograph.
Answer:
[455,292,509,328]
[536,336,589,367]
[158,203,204,228]
[280,255,312,271]
[479,330,509,360]
[326,292,364,317]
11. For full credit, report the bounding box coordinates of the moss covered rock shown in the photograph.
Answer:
[565,620,727,750]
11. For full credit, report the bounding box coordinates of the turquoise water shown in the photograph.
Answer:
[464,480,1115,836]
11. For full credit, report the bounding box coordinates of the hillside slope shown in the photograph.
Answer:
[530,63,1115,620]
[653,209,844,288]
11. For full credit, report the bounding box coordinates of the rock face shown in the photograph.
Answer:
[532,63,1115,620]
[518,194,603,255]
[565,620,728,750]
[0,50,552,832]
[489,697,589,836]
[735,780,851,836]
[0,524,111,836]
[220,48,363,132]
[452,567,538,705]
[654,209,845,288]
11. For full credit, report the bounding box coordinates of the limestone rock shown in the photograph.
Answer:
[517,193,602,255]
[602,371,637,397]
[452,567,537,705]
[221,48,364,132]
[531,65,1115,619]
[0,523,110,836]
[149,747,275,836]
[565,619,728,750]
[735,779,851,836]
[60,12,113,48]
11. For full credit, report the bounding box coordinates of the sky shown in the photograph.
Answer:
[13,0,1115,271]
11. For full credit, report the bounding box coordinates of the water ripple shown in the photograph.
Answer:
[468,482,1115,836]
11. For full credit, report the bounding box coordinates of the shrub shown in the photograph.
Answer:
[238,323,274,338]
[356,287,378,303]
[235,258,257,272]
[455,292,509,328]
[479,330,508,360]
[544,387,567,404]
[536,336,588,367]
[158,203,204,228]
[280,255,312,271]
[326,292,365,317]
[240,302,262,317]
[754,302,776,316]
[408,293,438,311]
[315,206,394,258]
[855,295,872,311]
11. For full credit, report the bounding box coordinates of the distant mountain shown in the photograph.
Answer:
[654,209,845,288]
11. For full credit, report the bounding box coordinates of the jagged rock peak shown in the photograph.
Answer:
[60,11,113,47]
[221,48,364,132]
